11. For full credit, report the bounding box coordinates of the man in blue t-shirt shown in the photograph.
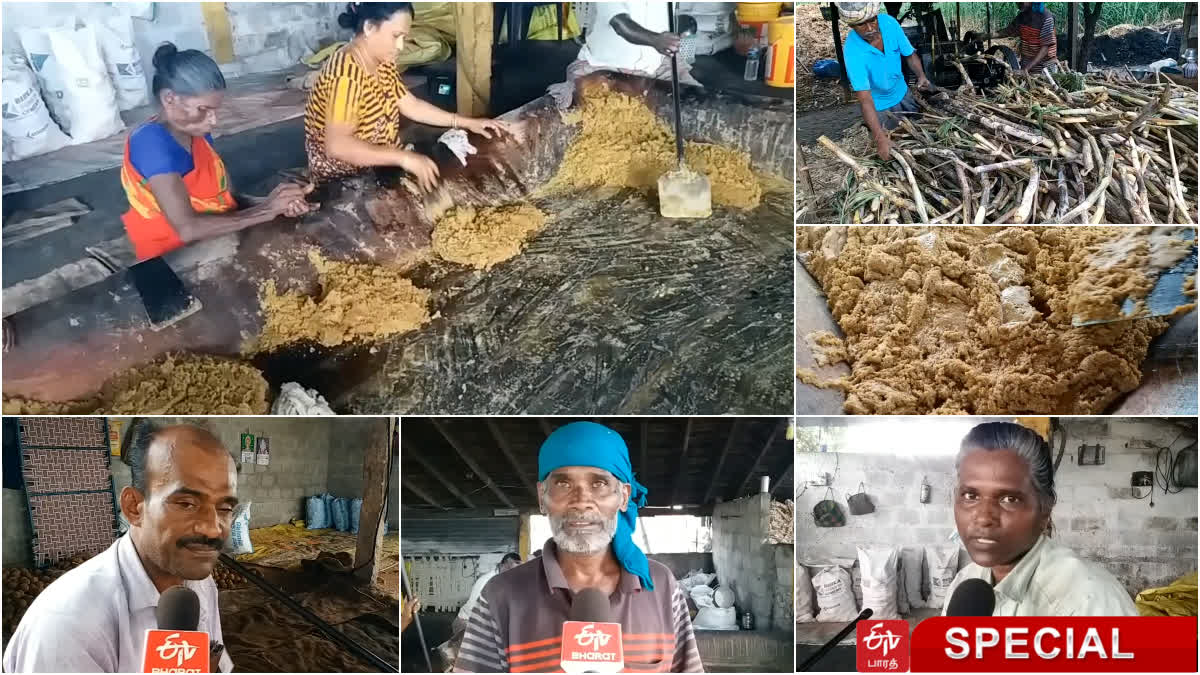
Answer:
[836,2,936,161]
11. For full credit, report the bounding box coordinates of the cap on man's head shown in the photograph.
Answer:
[836,1,881,25]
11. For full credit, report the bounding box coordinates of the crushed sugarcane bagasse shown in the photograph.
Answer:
[547,83,764,209]
[798,226,1192,415]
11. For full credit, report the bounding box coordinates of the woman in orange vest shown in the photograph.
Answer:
[121,43,316,261]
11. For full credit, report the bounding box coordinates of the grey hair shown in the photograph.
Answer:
[957,421,1057,513]
[151,43,226,99]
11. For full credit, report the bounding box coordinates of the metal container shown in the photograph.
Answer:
[1183,49,1198,79]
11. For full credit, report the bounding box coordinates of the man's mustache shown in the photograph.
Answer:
[177,536,223,550]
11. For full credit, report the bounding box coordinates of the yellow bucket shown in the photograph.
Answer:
[765,15,795,88]
[735,2,784,23]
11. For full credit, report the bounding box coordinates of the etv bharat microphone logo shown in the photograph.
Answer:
[855,616,1198,673]
[857,620,912,673]
[560,620,625,673]
[141,629,210,673]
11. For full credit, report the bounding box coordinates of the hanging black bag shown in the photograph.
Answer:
[847,482,875,516]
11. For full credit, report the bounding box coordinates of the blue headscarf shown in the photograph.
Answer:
[538,422,654,591]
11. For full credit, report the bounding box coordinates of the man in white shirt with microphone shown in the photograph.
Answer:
[3,422,236,673]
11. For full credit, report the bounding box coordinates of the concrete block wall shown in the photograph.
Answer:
[712,493,784,630]
[325,420,399,530]
[794,418,1198,598]
[327,425,368,498]
[108,416,346,528]
[1,3,344,88]
[772,544,794,628]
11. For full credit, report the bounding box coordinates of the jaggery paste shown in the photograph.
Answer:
[798,226,1183,414]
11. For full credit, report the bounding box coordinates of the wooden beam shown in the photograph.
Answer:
[403,437,476,509]
[402,476,443,509]
[639,419,649,486]
[770,462,794,499]
[430,418,516,508]
[200,2,235,64]
[353,419,391,584]
[486,419,538,501]
[454,2,492,117]
[734,419,786,498]
[703,419,742,504]
[669,419,695,506]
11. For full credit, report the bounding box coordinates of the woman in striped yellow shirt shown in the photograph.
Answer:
[305,3,509,190]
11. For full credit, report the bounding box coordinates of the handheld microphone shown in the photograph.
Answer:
[797,608,873,672]
[156,586,201,631]
[142,586,211,673]
[945,578,996,617]
[560,588,624,673]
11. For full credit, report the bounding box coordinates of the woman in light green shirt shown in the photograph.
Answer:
[945,421,1138,616]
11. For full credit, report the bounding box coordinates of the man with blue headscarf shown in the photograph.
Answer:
[983,3,1059,74]
[454,421,703,673]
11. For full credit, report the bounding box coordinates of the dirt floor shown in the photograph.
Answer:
[796,124,872,224]
[219,578,399,672]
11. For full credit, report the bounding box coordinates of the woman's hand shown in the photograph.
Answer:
[284,198,318,218]
[402,596,421,632]
[463,117,511,140]
[265,182,315,217]
[396,150,441,193]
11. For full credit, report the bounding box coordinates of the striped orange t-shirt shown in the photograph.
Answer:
[455,539,704,673]
[303,46,409,183]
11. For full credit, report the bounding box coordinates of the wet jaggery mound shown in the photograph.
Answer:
[2,355,269,415]
[548,84,763,209]
[1067,227,1196,324]
[433,203,548,269]
[798,226,1177,415]
[254,251,431,352]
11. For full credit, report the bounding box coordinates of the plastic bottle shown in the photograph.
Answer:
[744,47,761,81]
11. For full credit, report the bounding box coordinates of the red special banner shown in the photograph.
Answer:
[910,616,1198,672]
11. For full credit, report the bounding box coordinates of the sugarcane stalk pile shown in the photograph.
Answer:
[818,57,1198,224]
[768,499,794,545]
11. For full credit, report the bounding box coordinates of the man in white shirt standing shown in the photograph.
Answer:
[454,553,522,634]
[3,423,238,672]
[944,421,1137,616]
[549,1,701,109]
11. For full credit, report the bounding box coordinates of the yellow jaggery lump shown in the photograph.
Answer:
[548,84,763,209]
[1067,226,1196,323]
[433,203,548,269]
[798,226,1173,415]
[3,354,269,415]
[254,250,432,352]
[98,355,269,414]
[2,397,99,415]
[804,331,847,366]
